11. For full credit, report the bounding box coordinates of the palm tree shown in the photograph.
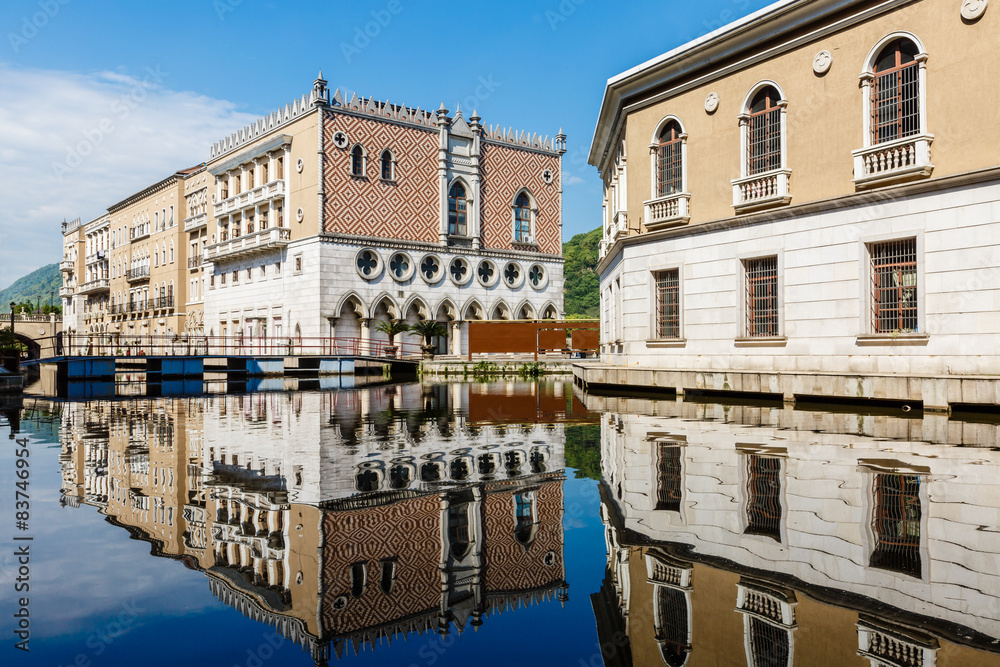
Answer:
[409,320,449,359]
[374,319,410,356]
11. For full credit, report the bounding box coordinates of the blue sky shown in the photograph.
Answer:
[0,0,773,288]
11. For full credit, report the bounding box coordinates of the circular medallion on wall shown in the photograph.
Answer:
[704,92,720,114]
[296,207,304,222]
[332,131,349,149]
[296,158,304,173]
[528,264,547,290]
[813,50,833,75]
[962,0,988,20]
[541,169,554,184]
[355,248,383,280]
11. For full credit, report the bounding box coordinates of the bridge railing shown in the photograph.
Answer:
[11,314,60,324]
[35,334,424,360]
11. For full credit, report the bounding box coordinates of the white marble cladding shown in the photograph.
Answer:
[199,386,567,506]
[600,176,1000,376]
[596,403,1000,641]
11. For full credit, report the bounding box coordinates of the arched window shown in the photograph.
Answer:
[513,192,532,243]
[447,504,471,559]
[514,492,536,547]
[380,149,394,180]
[351,145,365,177]
[870,38,921,145]
[448,182,467,236]
[656,120,684,196]
[746,86,783,175]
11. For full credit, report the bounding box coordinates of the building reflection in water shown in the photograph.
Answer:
[586,392,1000,667]
[56,381,592,664]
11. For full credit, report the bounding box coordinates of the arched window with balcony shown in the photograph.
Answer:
[448,182,468,236]
[646,117,690,228]
[733,83,790,212]
[855,34,931,186]
[656,120,684,196]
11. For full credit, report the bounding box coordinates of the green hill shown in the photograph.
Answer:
[0,264,62,312]
[562,226,602,319]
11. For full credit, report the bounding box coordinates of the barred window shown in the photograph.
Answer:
[870,238,917,333]
[656,586,690,667]
[654,444,682,511]
[748,617,791,667]
[745,256,778,337]
[746,455,782,541]
[657,121,683,197]
[870,473,922,578]
[747,86,782,175]
[872,39,920,145]
[655,269,680,339]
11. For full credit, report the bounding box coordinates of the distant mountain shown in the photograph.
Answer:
[0,264,62,310]
[562,226,602,319]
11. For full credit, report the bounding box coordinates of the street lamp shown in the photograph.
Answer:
[9,301,15,346]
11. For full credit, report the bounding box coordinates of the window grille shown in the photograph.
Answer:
[655,444,682,511]
[655,269,680,338]
[870,473,922,578]
[870,238,917,333]
[657,121,684,196]
[746,455,782,541]
[745,257,779,337]
[872,40,920,145]
[656,586,690,667]
[748,617,791,667]
[747,87,782,175]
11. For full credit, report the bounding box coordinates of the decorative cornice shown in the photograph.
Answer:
[596,166,1000,275]
[107,173,183,214]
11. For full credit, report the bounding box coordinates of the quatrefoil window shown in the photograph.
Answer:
[529,265,544,288]
[389,253,410,279]
[356,250,379,278]
[421,256,440,281]
[450,258,468,282]
[504,262,521,286]
[478,261,495,283]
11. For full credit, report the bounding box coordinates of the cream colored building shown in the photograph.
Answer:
[588,0,1000,409]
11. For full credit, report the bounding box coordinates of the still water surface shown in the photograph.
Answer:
[1,381,999,666]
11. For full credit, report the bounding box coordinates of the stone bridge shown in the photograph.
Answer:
[3,314,62,359]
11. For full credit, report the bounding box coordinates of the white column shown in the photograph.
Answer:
[451,321,462,356]
[360,318,371,354]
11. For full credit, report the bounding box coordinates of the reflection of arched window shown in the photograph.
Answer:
[351,145,365,177]
[447,504,471,559]
[870,38,920,145]
[379,559,396,595]
[350,561,367,598]
[655,586,691,667]
[355,469,379,492]
[747,617,789,667]
[448,183,467,236]
[389,465,410,489]
[514,492,536,547]
[514,192,532,242]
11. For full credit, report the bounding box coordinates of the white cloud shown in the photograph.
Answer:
[564,173,585,186]
[0,64,257,289]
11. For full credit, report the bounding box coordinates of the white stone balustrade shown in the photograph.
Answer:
[853,134,933,187]
[205,226,291,261]
[213,179,286,217]
[644,193,691,229]
[732,169,792,212]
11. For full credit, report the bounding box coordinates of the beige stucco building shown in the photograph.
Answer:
[587,0,1000,410]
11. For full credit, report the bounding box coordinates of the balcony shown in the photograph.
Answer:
[151,296,174,310]
[184,213,207,232]
[732,169,792,213]
[127,266,150,283]
[607,210,629,244]
[852,134,933,188]
[643,193,691,230]
[213,179,286,217]
[128,301,149,313]
[188,255,203,269]
[59,286,74,298]
[205,227,291,262]
[85,250,106,265]
[131,228,150,242]
[598,239,609,261]
[59,259,74,273]
[78,278,110,295]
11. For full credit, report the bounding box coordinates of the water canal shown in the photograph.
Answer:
[1,380,998,666]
